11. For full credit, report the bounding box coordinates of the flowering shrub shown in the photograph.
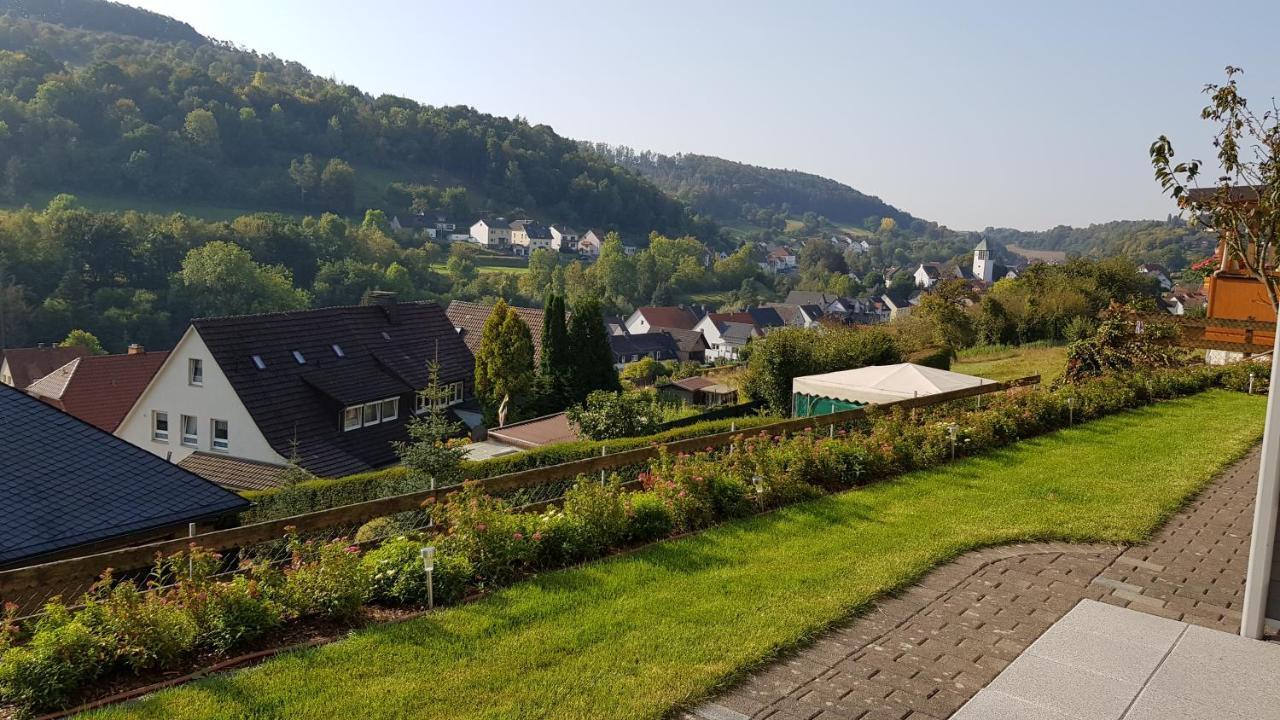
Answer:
[362,537,473,607]
[625,492,676,543]
[442,483,537,586]
[0,602,109,711]
[274,533,370,621]
[79,578,199,673]
[559,477,629,561]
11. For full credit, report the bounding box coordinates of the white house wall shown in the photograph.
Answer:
[115,327,284,466]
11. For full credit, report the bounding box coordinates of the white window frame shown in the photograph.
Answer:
[152,411,169,442]
[380,397,399,421]
[362,401,382,427]
[343,406,362,432]
[188,358,203,386]
[211,419,229,452]
[180,414,198,447]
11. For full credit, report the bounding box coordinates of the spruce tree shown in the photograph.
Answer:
[566,297,620,403]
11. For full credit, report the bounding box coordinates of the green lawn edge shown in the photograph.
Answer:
[83,390,1266,720]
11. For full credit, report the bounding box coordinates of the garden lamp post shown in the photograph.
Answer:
[421,546,436,610]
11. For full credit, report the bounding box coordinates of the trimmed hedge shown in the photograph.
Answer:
[241,415,781,522]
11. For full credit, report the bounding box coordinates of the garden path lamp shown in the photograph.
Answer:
[421,546,435,610]
[949,424,958,461]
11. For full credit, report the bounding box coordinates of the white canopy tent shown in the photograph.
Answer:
[791,363,992,412]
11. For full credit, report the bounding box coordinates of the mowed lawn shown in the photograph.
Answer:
[87,391,1265,720]
[955,343,1069,384]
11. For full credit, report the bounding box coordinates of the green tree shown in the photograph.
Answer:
[288,154,320,205]
[183,108,220,154]
[566,297,620,402]
[319,158,356,213]
[473,299,535,421]
[566,390,660,440]
[394,362,467,490]
[59,328,105,355]
[175,241,310,318]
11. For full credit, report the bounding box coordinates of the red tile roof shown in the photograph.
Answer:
[26,350,170,432]
[446,301,550,362]
[1,346,87,389]
[634,306,700,330]
[487,412,580,449]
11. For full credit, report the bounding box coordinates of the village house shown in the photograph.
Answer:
[0,344,87,388]
[469,218,511,249]
[607,332,680,369]
[446,300,553,363]
[509,219,555,256]
[913,262,944,288]
[25,345,169,433]
[578,229,607,257]
[549,224,579,252]
[655,328,708,363]
[115,295,475,487]
[693,309,783,362]
[624,306,701,335]
[1138,263,1174,290]
[658,376,738,408]
[0,384,247,569]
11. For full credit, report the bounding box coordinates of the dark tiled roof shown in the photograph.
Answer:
[178,452,287,492]
[608,333,680,363]
[446,301,549,363]
[0,384,248,566]
[192,302,474,478]
[670,376,717,391]
[634,306,699,331]
[509,219,553,240]
[26,350,170,432]
[658,327,708,352]
[1,345,87,389]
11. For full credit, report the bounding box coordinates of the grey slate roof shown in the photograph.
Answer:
[608,332,680,363]
[192,301,474,478]
[0,384,248,567]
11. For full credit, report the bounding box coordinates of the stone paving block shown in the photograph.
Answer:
[1023,618,1171,683]
[951,690,1080,720]
[984,652,1140,719]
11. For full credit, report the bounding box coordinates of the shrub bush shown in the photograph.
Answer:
[0,602,109,712]
[624,492,676,543]
[79,581,199,674]
[274,534,371,621]
[560,477,629,560]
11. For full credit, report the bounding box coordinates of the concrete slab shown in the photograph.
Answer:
[1025,620,1171,684]
[954,599,1280,720]
[951,689,1080,720]
[985,653,1140,719]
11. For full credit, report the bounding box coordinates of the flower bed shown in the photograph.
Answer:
[0,365,1251,716]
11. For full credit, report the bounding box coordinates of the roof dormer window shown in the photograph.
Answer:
[332,344,345,358]
[292,351,305,365]
[252,355,266,370]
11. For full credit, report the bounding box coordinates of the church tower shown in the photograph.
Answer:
[972,237,993,283]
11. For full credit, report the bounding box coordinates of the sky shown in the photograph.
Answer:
[122,0,1280,231]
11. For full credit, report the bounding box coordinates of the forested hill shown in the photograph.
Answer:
[0,0,204,45]
[585,144,917,230]
[0,5,715,243]
[982,218,1217,272]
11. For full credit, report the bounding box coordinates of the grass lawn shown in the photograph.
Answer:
[955,343,1069,384]
[428,263,529,275]
[86,391,1264,720]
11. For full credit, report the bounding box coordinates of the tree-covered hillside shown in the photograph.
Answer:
[585,144,917,231]
[0,7,716,242]
[0,0,203,45]
[982,217,1216,271]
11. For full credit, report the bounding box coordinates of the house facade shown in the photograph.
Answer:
[509,220,554,255]
[972,238,994,283]
[578,229,607,257]
[117,299,474,482]
[549,224,579,252]
[470,219,511,249]
[624,306,700,335]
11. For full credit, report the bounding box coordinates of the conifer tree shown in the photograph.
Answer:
[566,297,620,403]
[473,299,534,418]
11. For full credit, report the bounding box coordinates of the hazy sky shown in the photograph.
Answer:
[122,0,1280,231]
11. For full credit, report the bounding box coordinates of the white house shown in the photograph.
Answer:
[549,224,579,251]
[914,263,943,288]
[509,220,554,255]
[116,299,475,486]
[470,219,511,249]
[579,229,612,257]
[692,312,771,362]
[1138,264,1174,291]
[624,306,700,335]
[881,294,913,321]
[972,237,994,283]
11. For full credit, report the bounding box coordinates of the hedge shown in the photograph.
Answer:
[240,414,782,522]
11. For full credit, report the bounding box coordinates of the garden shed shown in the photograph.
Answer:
[791,363,991,417]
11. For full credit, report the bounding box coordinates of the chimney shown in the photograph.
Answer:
[127,344,145,355]
[362,290,400,324]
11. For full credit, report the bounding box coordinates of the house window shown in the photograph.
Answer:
[188,358,203,386]
[292,350,306,365]
[211,419,229,452]
[380,397,399,421]
[252,355,266,370]
[362,401,382,427]
[181,414,198,447]
[418,382,464,412]
[343,406,362,431]
[332,344,345,358]
[152,411,169,442]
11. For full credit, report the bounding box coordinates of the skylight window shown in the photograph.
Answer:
[381,331,391,341]
[332,344,345,358]
[292,350,306,365]
[252,355,266,370]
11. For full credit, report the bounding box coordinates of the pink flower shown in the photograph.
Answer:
[513,532,524,540]
[677,490,687,499]
[532,532,543,541]
[475,523,488,532]
[345,545,360,554]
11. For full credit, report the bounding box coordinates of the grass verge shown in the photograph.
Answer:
[955,343,1068,383]
[84,390,1264,720]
